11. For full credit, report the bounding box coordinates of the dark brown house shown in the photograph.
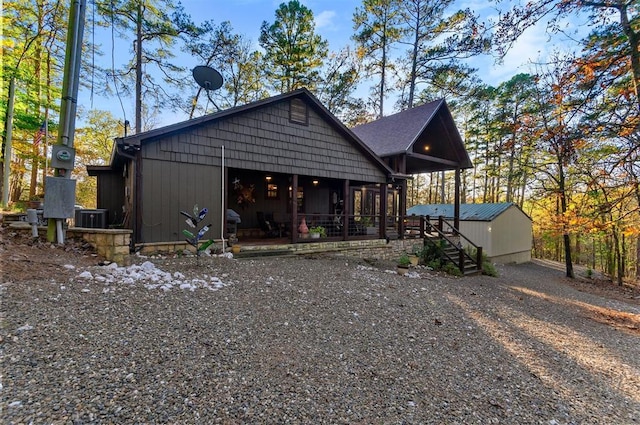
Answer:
[88,89,470,248]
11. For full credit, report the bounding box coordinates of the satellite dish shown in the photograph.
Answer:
[192,66,223,91]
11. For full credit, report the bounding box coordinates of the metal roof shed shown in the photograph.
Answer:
[407,203,532,264]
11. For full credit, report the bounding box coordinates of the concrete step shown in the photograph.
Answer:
[233,248,295,259]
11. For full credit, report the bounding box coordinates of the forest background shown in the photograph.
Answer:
[2,0,638,284]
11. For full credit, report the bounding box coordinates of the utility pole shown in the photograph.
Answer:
[45,0,86,243]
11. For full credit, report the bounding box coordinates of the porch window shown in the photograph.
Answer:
[289,98,308,125]
[266,183,279,199]
[353,190,362,216]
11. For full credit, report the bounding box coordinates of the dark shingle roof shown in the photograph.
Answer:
[351,100,442,156]
[407,203,530,222]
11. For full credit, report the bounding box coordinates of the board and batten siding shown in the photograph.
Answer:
[96,172,125,226]
[140,159,222,243]
[489,206,532,263]
[141,98,388,183]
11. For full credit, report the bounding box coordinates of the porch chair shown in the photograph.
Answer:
[257,211,280,238]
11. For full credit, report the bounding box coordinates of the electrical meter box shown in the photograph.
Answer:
[43,177,76,219]
[51,145,76,170]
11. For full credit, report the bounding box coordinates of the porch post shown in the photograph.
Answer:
[399,180,407,239]
[454,168,461,231]
[134,152,142,244]
[379,183,387,239]
[343,179,350,240]
[291,174,298,243]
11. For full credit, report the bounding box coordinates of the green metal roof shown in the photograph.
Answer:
[407,203,529,222]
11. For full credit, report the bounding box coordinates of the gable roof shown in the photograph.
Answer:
[351,100,473,173]
[407,203,531,222]
[112,88,402,180]
[352,100,442,156]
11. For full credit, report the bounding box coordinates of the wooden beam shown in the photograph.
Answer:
[406,152,459,167]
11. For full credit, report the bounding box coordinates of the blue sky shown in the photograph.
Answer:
[79,0,586,128]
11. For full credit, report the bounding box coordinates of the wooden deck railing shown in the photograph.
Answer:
[404,214,483,274]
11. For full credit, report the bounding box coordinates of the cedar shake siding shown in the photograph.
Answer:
[141,98,387,183]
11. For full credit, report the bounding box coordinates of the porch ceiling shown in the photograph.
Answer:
[404,153,461,174]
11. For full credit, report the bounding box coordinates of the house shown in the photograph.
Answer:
[88,89,472,252]
[407,203,532,263]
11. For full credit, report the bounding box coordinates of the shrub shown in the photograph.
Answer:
[398,252,411,267]
[442,263,462,277]
[421,241,443,264]
[465,246,499,277]
[481,260,498,277]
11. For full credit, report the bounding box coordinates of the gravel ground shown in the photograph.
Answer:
[1,247,640,424]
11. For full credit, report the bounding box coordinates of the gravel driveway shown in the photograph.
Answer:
[2,253,639,424]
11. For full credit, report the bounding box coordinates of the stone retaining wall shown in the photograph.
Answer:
[7,223,132,265]
[138,238,425,261]
[68,228,132,265]
[8,220,423,264]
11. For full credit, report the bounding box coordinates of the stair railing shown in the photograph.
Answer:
[421,215,483,274]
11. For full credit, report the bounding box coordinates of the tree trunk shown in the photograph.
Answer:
[617,1,640,111]
[558,164,574,278]
[135,1,143,134]
[636,235,640,282]
[407,8,420,109]
[613,227,623,286]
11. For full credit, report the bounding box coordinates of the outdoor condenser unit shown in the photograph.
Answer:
[75,209,108,229]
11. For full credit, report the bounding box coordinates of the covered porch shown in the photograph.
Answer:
[351,98,474,230]
[225,168,404,245]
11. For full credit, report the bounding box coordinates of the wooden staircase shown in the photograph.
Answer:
[430,236,482,276]
[416,215,483,276]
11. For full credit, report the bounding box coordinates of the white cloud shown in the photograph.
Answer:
[487,21,548,82]
[315,10,337,30]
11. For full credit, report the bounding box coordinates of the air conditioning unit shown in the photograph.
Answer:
[75,209,108,229]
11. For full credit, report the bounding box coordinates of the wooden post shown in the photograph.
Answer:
[292,174,298,243]
[379,183,387,239]
[476,247,483,272]
[343,179,350,240]
[399,180,407,239]
[454,168,461,231]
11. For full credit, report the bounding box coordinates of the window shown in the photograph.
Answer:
[266,183,279,199]
[353,190,362,216]
[289,98,308,125]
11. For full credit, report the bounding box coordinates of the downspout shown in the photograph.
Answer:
[220,145,226,253]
